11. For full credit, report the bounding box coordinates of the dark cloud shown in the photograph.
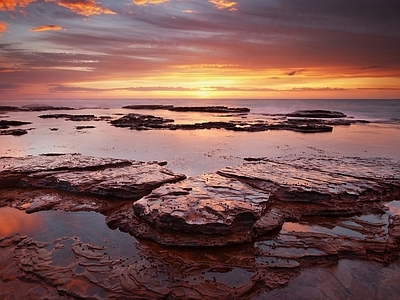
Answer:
[0,83,20,90]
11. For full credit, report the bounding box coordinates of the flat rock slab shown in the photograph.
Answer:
[129,173,270,246]
[0,154,186,199]
[218,156,400,205]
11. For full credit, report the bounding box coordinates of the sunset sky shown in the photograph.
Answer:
[1,0,399,100]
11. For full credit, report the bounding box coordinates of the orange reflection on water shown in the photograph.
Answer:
[0,207,43,237]
[282,222,313,233]
[386,201,400,216]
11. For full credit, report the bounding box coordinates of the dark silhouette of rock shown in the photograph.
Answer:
[109,113,174,130]
[0,120,32,129]
[109,113,335,133]
[75,125,96,130]
[286,110,347,118]
[169,106,250,113]
[0,129,29,136]
[38,114,99,121]
[123,104,174,110]
[122,105,250,113]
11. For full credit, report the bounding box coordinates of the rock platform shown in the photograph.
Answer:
[1,154,399,299]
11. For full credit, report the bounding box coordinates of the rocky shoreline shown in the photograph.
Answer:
[1,153,399,299]
[1,106,371,136]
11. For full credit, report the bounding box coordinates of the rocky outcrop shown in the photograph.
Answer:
[105,156,400,248]
[109,113,335,133]
[122,105,250,113]
[110,113,174,130]
[129,173,271,246]
[1,154,400,299]
[0,154,186,199]
[38,114,100,121]
[286,110,347,118]
[0,120,32,129]
[0,120,33,135]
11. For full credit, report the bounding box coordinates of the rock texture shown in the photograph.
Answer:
[129,173,270,246]
[0,154,186,199]
[1,154,400,299]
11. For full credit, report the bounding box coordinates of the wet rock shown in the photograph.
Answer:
[109,113,174,130]
[38,114,99,121]
[168,106,250,113]
[123,104,174,110]
[0,120,32,129]
[0,129,30,136]
[389,215,400,239]
[286,110,347,118]
[218,156,400,208]
[110,113,335,133]
[75,125,96,130]
[0,154,186,199]
[21,104,75,112]
[122,105,250,113]
[128,173,270,246]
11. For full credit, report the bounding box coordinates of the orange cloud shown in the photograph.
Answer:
[0,21,8,36]
[133,0,169,5]
[45,0,115,16]
[208,0,237,11]
[0,0,35,10]
[30,25,64,32]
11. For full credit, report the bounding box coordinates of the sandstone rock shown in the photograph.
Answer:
[0,154,186,199]
[128,173,270,246]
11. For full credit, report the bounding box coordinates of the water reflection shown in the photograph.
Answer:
[0,207,43,237]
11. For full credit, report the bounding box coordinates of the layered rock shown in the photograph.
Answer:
[0,154,186,199]
[128,173,271,246]
[1,154,400,299]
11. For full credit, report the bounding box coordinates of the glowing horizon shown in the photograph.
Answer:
[1,0,399,100]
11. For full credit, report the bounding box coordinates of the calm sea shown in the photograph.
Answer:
[2,99,400,122]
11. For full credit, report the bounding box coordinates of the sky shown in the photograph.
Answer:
[0,0,400,100]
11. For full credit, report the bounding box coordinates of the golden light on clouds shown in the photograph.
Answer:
[45,0,115,16]
[30,25,64,32]
[0,21,8,35]
[0,0,35,11]
[208,0,237,11]
[0,0,399,99]
[133,0,169,5]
